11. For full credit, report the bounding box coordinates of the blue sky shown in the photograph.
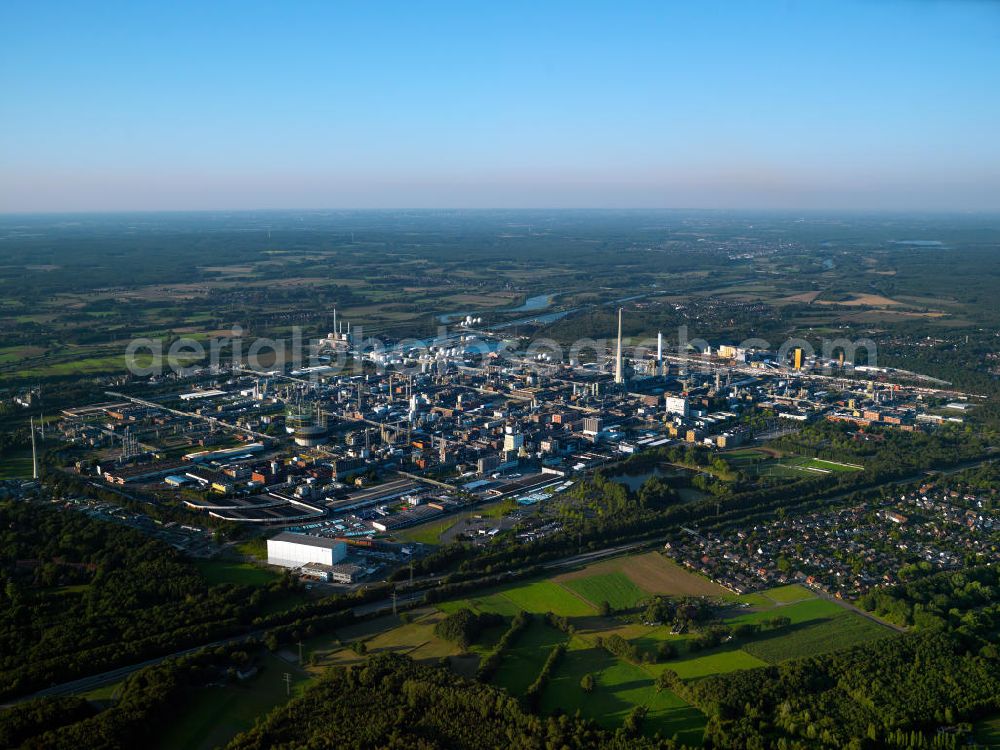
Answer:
[1,0,999,212]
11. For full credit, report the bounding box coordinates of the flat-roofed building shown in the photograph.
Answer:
[267,532,347,569]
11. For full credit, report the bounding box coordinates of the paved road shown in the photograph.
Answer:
[1,631,263,707]
[541,542,646,569]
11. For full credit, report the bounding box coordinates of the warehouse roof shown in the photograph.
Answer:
[269,532,343,550]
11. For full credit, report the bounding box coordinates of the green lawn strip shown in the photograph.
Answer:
[490,620,568,695]
[234,538,267,560]
[762,584,817,604]
[646,646,769,680]
[563,571,650,610]
[78,679,125,701]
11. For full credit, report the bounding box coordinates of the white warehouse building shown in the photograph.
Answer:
[267,532,347,569]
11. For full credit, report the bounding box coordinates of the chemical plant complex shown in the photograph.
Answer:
[35,309,981,584]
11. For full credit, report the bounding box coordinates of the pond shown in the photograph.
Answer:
[436,292,557,324]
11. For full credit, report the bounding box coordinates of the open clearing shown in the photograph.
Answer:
[741,611,894,663]
[554,552,730,598]
[563,571,649,610]
[650,646,769,680]
[817,293,904,307]
[540,635,706,745]
[308,609,466,673]
[752,456,863,476]
[491,620,568,695]
[194,559,280,586]
[500,580,597,616]
[775,291,821,304]
[437,591,526,617]
[803,457,863,472]
[155,653,311,750]
[728,597,845,626]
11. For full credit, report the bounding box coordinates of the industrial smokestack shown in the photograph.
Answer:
[30,417,38,480]
[614,307,624,385]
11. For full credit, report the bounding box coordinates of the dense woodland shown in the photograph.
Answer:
[0,499,325,700]
[0,644,260,750]
[224,651,683,750]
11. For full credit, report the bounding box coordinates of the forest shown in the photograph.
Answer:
[224,651,686,750]
[0,499,303,700]
[675,565,1000,749]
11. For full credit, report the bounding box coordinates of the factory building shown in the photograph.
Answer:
[267,532,347,569]
[665,396,689,417]
[503,430,524,453]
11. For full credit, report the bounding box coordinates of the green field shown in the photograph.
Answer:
[306,610,468,673]
[657,646,769,680]
[738,453,863,479]
[491,620,568,695]
[396,514,462,544]
[437,591,525,617]
[234,538,267,560]
[0,452,33,479]
[194,559,281,586]
[540,636,706,745]
[563,571,649,610]
[78,679,125,701]
[498,580,597,617]
[776,456,864,475]
[735,591,775,608]
[728,597,845,626]
[428,571,898,740]
[801,457,863,473]
[722,448,772,460]
[742,612,894,663]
